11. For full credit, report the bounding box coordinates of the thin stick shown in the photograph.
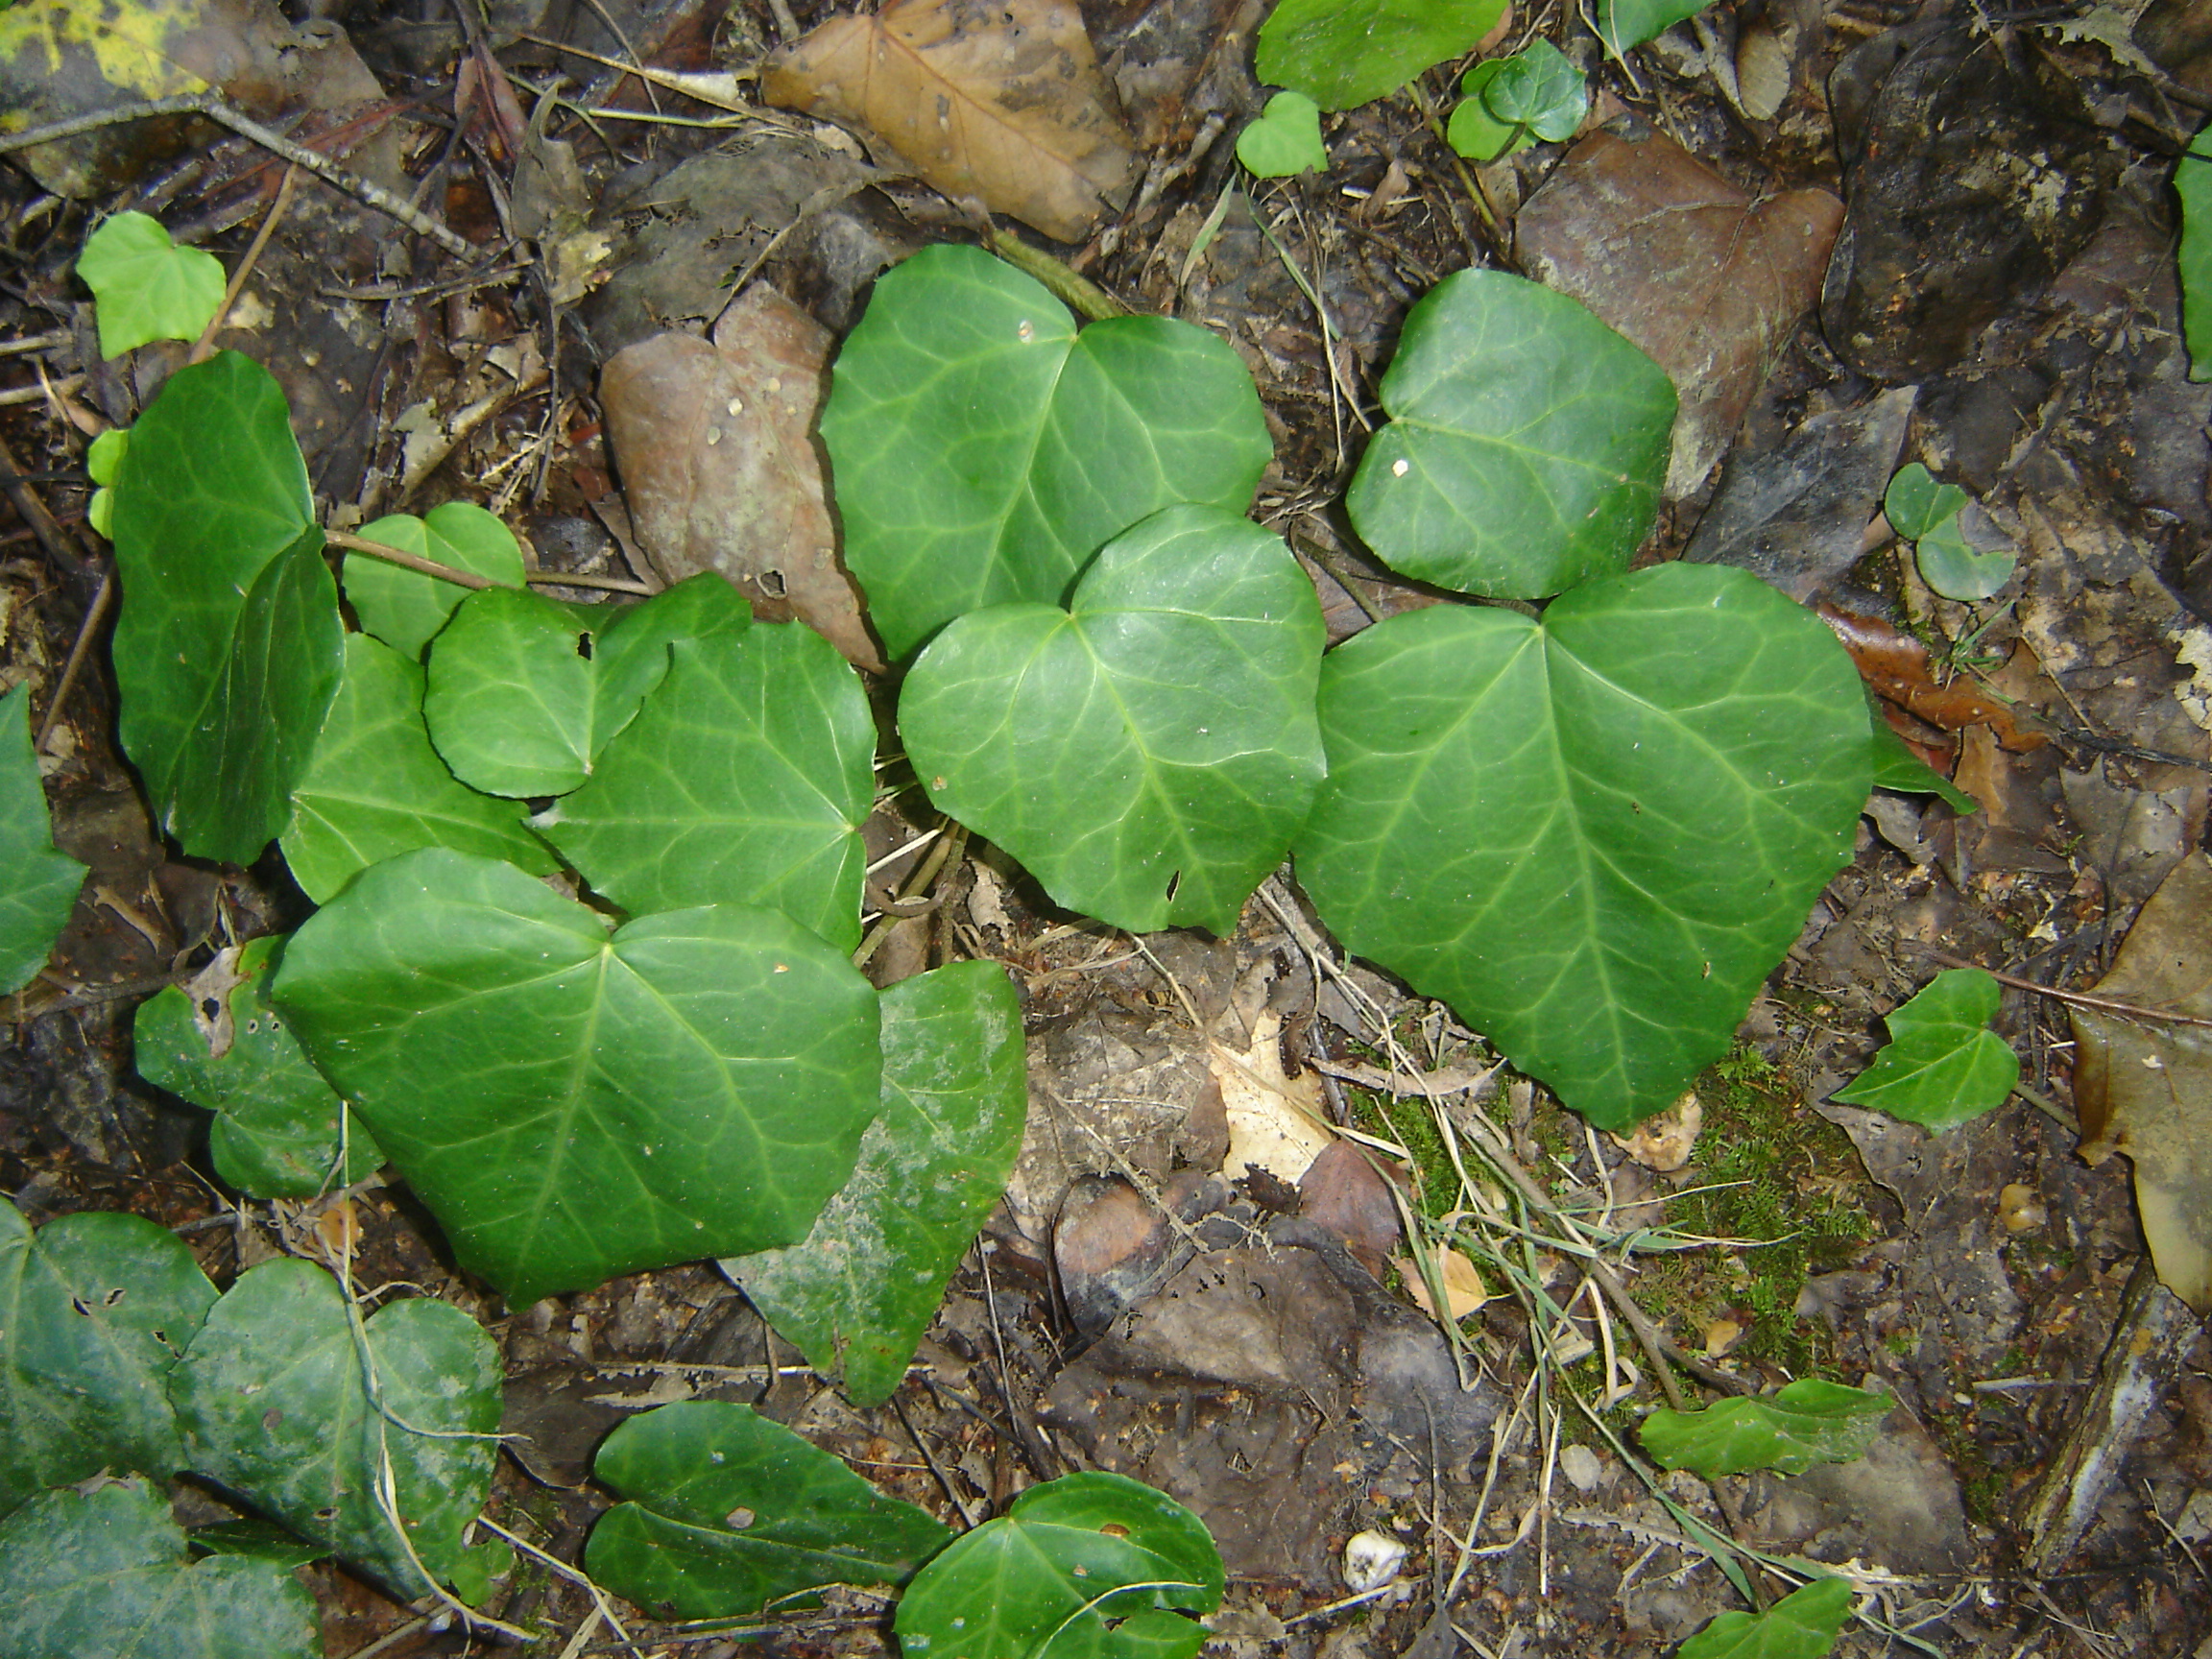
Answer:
[192,161,301,362]
[36,572,114,751]
[1911,946,2212,1030]
[325,529,493,589]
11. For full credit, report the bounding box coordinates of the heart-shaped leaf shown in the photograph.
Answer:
[76,211,225,359]
[901,507,1325,935]
[726,960,1027,1407]
[132,937,382,1198]
[171,1258,500,1599]
[0,683,86,996]
[1832,968,2019,1128]
[2184,120,2211,381]
[1344,269,1675,600]
[1881,464,1965,541]
[538,622,874,949]
[0,1199,217,1518]
[1640,1379,1894,1478]
[423,573,752,797]
[1481,40,1587,141]
[1597,0,1714,56]
[1912,512,2015,602]
[1678,1575,1854,1659]
[1255,0,1507,111]
[343,502,526,661]
[272,848,882,1303]
[585,1401,953,1621]
[282,633,557,904]
[0,1478,318,1659]
[1294,564,1868,1131]
[109,351,343,862]
[895,1472,1223,1659]
[1237,91,1328,178]
[1448,60,1526,162]
[821,245,1269,660]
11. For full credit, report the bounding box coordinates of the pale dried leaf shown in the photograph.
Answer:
[1610,1089,1702,1172]
[762,0,1137,244]
[1397,1245,1488,1321]
[1213,1011,1332,1186]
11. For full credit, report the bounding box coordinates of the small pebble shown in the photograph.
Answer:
[1341,1528,1408,1592]
[1997,1182,2047,1234]
[1559,1443,1603,1493]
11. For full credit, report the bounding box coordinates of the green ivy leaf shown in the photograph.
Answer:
[1880,464,1965,541]
[1254,0,1508,111]
[344,503,527,661]
[0,684,85,997]
[108,351,342,862]
[1447,60,1525,162]
[1237,91,1328,177]
[585,1401,954,1621]
[1832,968,2019,1128]
[171,1258,500,1599]
[76,212,225,359]
[282,633,559,905]
[538,622,874,950]
[1295,564,1868,1131]
[422,574,752,798]
[727,960,1027,1407]
[1678,1575,1854,1659]
[1912,515,2015,602]
[0,1199,217,1518]
[901,507,1326,936]
[272,849,882,1304]
[821,245,1269,661]
[0,1478,318,1659]
[84,427,127,540]
[1641,1379,1894,1478]
[132,936,382,1198]
[1480,40,1586,141]
[1866,688,1977,813]
[1596,0,1715,57]
[2180,120,2210,382]
[896,1472,1224,1659]
[1345,269,1676,600]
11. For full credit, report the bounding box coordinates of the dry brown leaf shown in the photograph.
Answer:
[600,287,883,671]
[1609,1089,1702,1172]
[1816,605,2048,751]
[1517,130,1842,497]
[762,0,1137,244]
[1213,1011,1333,1187]
[1702,1316,1744,1358]
[2070,851,2212,1313]
[1397,1245,1488,1321]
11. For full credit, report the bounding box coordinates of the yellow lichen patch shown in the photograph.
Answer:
[0,0,209,110]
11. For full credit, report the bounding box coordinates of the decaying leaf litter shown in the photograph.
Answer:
[2,0,2211,1654]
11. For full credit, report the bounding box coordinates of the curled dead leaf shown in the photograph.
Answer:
[1212,1011,1332,1187]
[1609,1089,1702,1172]
[1816,605,2047,752]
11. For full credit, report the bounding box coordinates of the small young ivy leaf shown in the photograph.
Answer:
[727,960,1027,1407]
[1640,1379,1895,1478]
[1832,968,2019,1128]
[108,351,343,863]
[0,1197,218,1518]
[1865,691,1978,814]
[84,426,127,539]
[0,1478,319,1659]
[282,633,559,905]
[344,502,527,661]
[2179,118,2210,381]
[171,1258,501,1600]
[895,1472,1224,1659]
[1677,1575,1855,1659]
[1255,0,1507,111]
[1296,563,1868,1131]
[0,683,86,997]
[1881,463,1965,541]
[1237,90,1328,177]
[1912,512,2016,602]
[1447,60,1524,161]
[76,211,226,359]
[1345,268,1676,600]
[132,935,383,1198]
[586,1401,954,1621]
[1596,0,1716,57]
[1479,40,1587,143]
[539,622,875,950]
[901,506,1326,936]
[821,245,1268,661]
[272,849,883,1304]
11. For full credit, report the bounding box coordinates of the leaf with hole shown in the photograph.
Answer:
[901,507,1325,935]
[1344,269,1675,600]
[821,245,1269,660]
[895,1471,1223,1659]
[1254,0,1507,111]
[538,622,874,949]
[586,1401,954,1621]
[132,936,382,1198]
[0,1478,318,1659]
[1480,40,1586,141]
[1640,1379,1893,1478]
[0,1198,217,1519]
[170,1258,501,1599]
[76,211,225,359]
[0,684,85,997]
[1833,968,2019,1128]
[1237,91,1328,177]
[281,633,559,904]
[272,849,883,1304]
[1596,0,1715,56]
[726,960,1027,1407]
[1294,563,1868,1131]
[2180,118,2210,382]
[422,573,752,797]
[344,502,527,661]
[108,351,343,862]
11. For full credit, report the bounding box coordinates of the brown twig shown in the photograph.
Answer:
[325,529,495,589]
[192,161,301,362]
[36,572,114,752]
[1910,946,2212,1030]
